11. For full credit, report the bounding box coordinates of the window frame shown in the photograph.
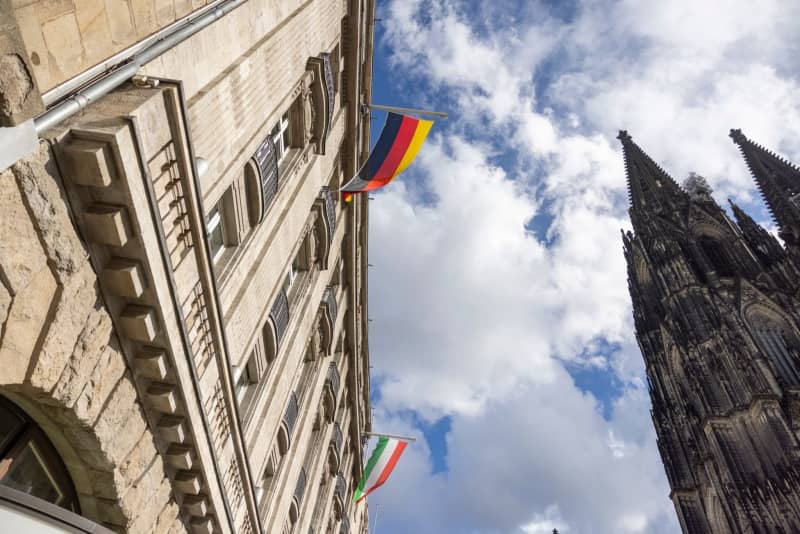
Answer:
[0,397,79,513]
[206,202,226,263]
[271,111,292,165]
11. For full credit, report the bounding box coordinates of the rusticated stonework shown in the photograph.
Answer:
[621,129,800,533]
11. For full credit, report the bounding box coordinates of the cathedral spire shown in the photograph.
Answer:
[618,130,687,215]
[728,199,785,266]
[730,129,800,245]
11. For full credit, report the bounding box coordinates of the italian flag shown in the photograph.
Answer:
[353,436,408,502]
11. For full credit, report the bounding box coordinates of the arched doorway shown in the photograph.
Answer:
[0,395,79,513]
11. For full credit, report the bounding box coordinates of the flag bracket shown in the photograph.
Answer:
[361,431,417,442]
[366,103,448,120]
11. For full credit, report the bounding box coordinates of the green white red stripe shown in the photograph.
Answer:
[353,436,408,502]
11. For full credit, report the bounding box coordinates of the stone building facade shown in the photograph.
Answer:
[0,0,374,532]
[621,130,800,532]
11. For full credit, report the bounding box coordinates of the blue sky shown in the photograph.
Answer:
[359,1,800,532]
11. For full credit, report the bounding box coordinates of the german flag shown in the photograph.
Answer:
[342,112,433,201]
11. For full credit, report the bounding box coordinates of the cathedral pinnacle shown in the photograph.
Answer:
[729,128,747,145]
[729,129,800,245]
[617,131,686,218]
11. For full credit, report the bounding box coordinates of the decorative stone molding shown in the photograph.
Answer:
[305,54,335,155]
[312,187,337,269]
[41,83,273,533]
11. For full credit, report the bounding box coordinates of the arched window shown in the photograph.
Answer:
[698,236,735,277]
[0,396,79,512]
[748,312,800,386]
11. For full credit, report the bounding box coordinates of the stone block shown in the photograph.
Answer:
[152,499,181,534]
[12,144,87,281]
[104,0,135,43]
[130,0,158,37]
[167,513,188,534]
[0,167,47,293]
[85,468,123,500]
[127,475,174,533]
[94,377,147,465]
[189,516,214,534]
[173,0,191,19]
[165,443,194,469]
[101,257,146,298]
[46,282,112,403]
[72,340,127,424]
[119,304,159,342]
[74,0,112,61]
[41,12,85,85]
[83,203,133,246]
[60,138,116,187]
[96,497,127,526]
[134,345,168,380]
[182,494,208,517]
[0,266,56,385]
[120,431,158,486]
[158,415,187,443]
[0,17,44,126]
[174,471,202,495]
[117,454,168,524]
[147,382,178,413]
[154,0,175,27]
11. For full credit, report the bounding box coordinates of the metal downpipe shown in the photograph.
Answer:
[33,0,248,134]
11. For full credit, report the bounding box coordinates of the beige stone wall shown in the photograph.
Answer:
[0,144,185,533]
[0,0,374,532]
[10,0,213,93]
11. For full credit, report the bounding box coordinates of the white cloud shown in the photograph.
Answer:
[366,0,800,532]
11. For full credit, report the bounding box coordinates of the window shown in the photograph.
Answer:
[258,453,278,518]
[271,111,292,165]
[699,236,735,277]
[236,344,268,418]
[0,396,79,512]
[283,265,296,295]
[234,364,254,404]
[749,313,800,386]
[207,202,226,263]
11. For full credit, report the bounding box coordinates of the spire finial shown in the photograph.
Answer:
[617,130,632,143]
[729,128,747,145]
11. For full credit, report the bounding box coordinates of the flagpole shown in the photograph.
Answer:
[362,431,417,442]
[366,103,448,120]
[372,503,380,534]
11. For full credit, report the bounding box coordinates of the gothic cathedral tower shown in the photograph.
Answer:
[621,130,800,533]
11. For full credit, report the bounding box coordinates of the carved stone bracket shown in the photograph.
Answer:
[305,55,334,155]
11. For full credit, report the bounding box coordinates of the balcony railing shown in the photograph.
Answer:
[320,187,336,241]
[270,287,290,345]
[324,286,338,327]
[326,362,341,400]
[283,391,299,439]
[252,134,279,221]
[335,472,346,501]
[294,467,308,507]
[319,52,335,126]
[331,423,343,456]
